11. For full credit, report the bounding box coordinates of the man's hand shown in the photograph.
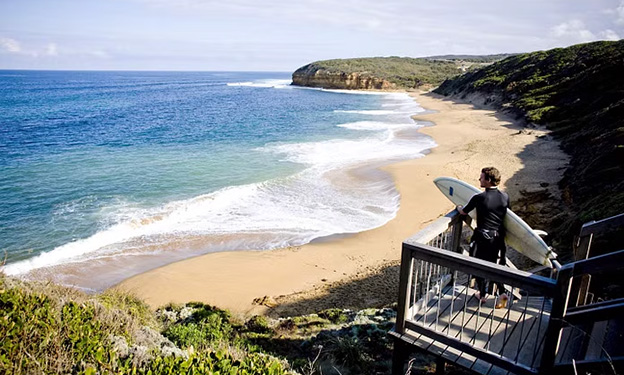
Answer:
[457,205,467,215]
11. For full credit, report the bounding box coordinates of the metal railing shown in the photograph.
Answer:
[553,250,624,374]
[392,211,624,375]
[392,211,572,375]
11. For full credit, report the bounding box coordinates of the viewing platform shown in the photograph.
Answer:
[390,211,624,375]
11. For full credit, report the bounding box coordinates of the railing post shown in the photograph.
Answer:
[392,339,411,375]
[450,214,464,254]
[396,243,414,334]
[539,264,574,373]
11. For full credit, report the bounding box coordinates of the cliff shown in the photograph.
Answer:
[434,40,624,252]
[292,57,463,90]
[291,55,512,90]
[292,65,396,90]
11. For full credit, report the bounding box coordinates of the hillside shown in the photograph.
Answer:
[425,53,517,63]
[291,57,463,89]
[434,40,624,251]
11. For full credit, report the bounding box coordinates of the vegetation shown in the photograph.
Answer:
[3,274,467,375]
[425,53,517,63]
[434,40,624,251]
[0,276,292,375]
[293,57,466,89]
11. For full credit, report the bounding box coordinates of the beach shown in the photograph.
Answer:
[116,91,567,317]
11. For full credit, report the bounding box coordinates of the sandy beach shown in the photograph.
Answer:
[116,91,567,317]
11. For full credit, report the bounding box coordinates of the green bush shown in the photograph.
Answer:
[324,336,369,368]
[98,289,156,328]
[1,277,294,375]
[317,308,349,324]
[163,311,232,349]
[246,315,271,334]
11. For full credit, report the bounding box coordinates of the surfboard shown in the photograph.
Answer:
[434,176,556,268]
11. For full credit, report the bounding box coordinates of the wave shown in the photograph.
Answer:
[226,79,292,88]
[335,109,397,115]
[337,121,419,131]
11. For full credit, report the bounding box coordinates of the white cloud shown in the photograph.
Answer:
[46,43,58,56]
[551,20,596,43]
[0,37,22,53]
[600,29,620,40]
[616,0,624,25]
[90,50,110,58]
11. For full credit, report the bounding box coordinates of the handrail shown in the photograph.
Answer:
[568,249,624,276]
[404,210,464,245]
[405,243,557,297]
[564,299,624,324]
[574,212,624,261]
[578,213,624,237]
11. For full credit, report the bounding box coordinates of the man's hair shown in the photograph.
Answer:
[481,167,501,186]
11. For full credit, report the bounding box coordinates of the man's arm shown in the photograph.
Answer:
[458,195,479,215]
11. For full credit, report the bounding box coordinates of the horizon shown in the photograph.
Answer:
[2,1,623,72]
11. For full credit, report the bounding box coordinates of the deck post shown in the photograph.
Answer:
[450,214,463,254]
[435,357,446,375]
[396,244,414,334]
[392,338,411,375]
[538,264,574,373]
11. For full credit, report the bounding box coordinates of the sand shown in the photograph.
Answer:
[116,92,567,318]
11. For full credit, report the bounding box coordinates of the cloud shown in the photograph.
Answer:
[616,0,624,25]
[599,29,621,40]
[46,43,58,56]
[0,37,22,53]
[90,50,110,58]
[551,20,596,43]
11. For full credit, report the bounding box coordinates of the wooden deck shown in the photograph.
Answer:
[392,282,551,375]
[391,211,624,375]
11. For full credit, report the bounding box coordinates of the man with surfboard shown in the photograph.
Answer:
[457,167,509,308]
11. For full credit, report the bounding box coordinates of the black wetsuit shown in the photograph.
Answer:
[463,187,509,296]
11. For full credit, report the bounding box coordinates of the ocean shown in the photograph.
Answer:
[0,70,435,291]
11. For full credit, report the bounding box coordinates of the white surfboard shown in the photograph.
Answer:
[434,177,557,268]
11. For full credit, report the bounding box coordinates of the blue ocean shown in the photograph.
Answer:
[0,70,434,290]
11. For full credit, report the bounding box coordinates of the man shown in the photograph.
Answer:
[457,167,509,308]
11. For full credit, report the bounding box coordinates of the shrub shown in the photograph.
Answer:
[1,277,294,375]
[317,308,349,324]
[163,304,233,349]
[246,315,272,334]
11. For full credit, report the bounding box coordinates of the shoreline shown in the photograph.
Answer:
[116,91,568,317]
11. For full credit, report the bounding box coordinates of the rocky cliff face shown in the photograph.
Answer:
[292,64,396,90]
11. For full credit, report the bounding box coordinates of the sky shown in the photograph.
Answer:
[0,0,623,71]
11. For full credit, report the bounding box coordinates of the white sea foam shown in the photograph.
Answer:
[227,79,292,88]
[337,121,419,131]
[335,109,398,115]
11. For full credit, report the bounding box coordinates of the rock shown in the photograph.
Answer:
[179,306,194,320]
[292,65,396,90]
[252,295,278,307]
[108,335,129,358]
[129,345,150,366]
